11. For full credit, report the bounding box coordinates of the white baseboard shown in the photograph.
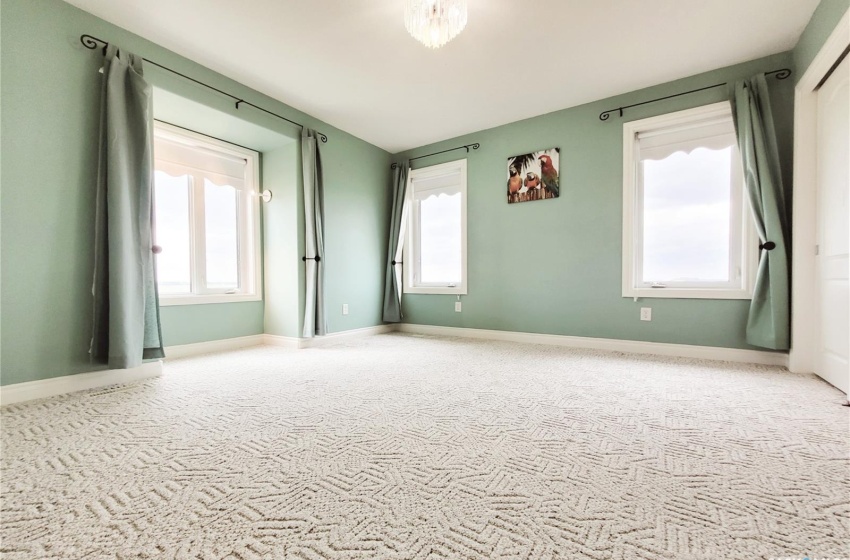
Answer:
[262,334,302,349]
[301,324,396,348]
[0,361,163,406]
[397,324,789,367]
[165,334,265,359]
[3,323,782,407]
[264,324,396,349]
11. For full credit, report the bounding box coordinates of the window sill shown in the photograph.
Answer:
[623,287,752,300]
[159,294,262,306]
[404,285,467,295]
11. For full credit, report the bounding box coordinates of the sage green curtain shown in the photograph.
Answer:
[730,74,790,350]
[382,162,410,323]
[302,128,327,337]
[91,44,164,368]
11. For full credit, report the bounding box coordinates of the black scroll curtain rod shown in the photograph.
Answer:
[80,34,328,143]
[391,142,480,169]
[598,68,792,122]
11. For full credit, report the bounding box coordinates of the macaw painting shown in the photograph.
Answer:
[506,147,560,204]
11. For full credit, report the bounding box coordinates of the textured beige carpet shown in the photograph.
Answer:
[2,333,848,559]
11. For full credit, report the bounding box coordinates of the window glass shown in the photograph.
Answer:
[419,192,462,284]
[154,171,191,294]
[641,147,733,284]
[621,103,754,299]
[152,123,259,304]
[203,179,239,291]
[405,159,467,294]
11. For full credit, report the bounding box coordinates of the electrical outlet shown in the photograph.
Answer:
[640,307,652,321]
[455,301,462,312]
[342,303,349,315]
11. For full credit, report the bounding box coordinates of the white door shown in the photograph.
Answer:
[815,54,850,395]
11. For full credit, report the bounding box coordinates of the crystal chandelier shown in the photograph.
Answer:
[404,0,468,49]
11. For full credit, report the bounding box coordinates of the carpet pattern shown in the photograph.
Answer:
[2,333,848,559]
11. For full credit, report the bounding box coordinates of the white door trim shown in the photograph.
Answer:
[790,8,850,377]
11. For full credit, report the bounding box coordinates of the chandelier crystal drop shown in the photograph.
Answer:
[404,0,468,49]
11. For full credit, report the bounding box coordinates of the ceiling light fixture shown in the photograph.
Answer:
[404,0,468,49]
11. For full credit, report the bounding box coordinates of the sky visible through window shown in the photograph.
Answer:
[419,192,462,284]
[154,172,240,293]
[203,179,239,290]
[154,172,191,294]
[642,147,733,284]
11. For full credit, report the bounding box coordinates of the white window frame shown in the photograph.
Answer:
[403,159,468,295]
[154,122,262,306]
[622,102,757,300]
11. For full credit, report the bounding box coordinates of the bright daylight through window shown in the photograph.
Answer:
[153,123,261,305]
[405,159,467,295]
[622,102,756,299]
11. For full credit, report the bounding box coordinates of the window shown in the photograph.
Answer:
[622,102,756,299]
[153,123,261,305]
[404,159,467,295]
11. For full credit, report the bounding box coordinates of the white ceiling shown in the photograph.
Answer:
[63,0,818,153]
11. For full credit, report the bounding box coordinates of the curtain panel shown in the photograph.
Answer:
[302,128,327,338]
[91,44,164,368]
[730,74,791,350]
[382,162,410,323]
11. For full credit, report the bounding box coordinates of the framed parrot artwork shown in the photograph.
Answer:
[506,147,560,204]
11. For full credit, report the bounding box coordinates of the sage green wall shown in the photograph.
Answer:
[159,303,264,347]
[394,52,795,350]
[263,144,304,338]
[322,133,394,334]
[793,0,849,78]
[0,0,391,385]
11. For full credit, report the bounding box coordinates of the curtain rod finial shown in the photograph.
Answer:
[80,34,107,53]
[771,68,792,80]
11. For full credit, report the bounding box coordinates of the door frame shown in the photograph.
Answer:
[790,8,850,379]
